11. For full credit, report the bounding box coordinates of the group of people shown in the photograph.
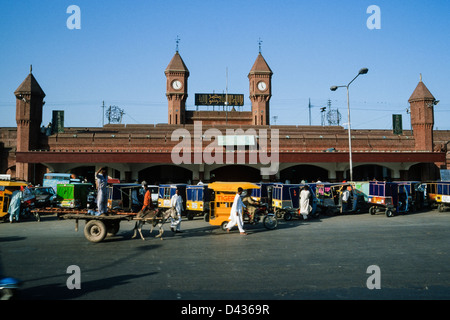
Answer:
[94,168,264,236]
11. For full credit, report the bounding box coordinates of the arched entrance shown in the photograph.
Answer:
[408,163,440,181]
[280,165,328,183]
[138,165,192,184]
[351,164,391,181]
[210,165,261,182]
[71,166,96,183]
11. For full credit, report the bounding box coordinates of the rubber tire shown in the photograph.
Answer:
[84,220,107,243]
[221,221,228,231]
[283,212,293,221]
[385,209,394,218]
[263,215,278,230]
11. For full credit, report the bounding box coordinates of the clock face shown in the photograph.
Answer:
[257,81,267,91]
[172,80,182,90]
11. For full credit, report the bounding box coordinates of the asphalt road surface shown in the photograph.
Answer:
[1,209,450,302]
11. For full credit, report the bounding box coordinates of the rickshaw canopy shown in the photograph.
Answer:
[208,182,260,192]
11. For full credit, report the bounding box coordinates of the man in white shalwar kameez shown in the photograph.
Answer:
[170,189,183,233]
[226,187,247,235]
[299,185,312,220]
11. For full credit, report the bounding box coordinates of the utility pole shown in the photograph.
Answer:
[101,101,105,126]
[308,98,311,125]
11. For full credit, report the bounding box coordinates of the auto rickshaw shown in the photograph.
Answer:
[0,180,27,222]
[316,182,367,215]
[368,181,412,217]
[186,184,210,220]
[207,182,277,231]
[426,181,450,212]
[56,183,91,209]
[107,183,147,212]
[271,183,301,217]
[272,183,318,220]
[157,184,187,215]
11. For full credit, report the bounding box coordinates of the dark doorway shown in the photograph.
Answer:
[210,165,261,182]
[280,165,328,183]
[138,165,192,185]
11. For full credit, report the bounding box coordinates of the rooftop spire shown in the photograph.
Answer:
[175,35,180,52]
[258,37,262,53]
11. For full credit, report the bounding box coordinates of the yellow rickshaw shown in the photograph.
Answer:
[0,180,28,222]
[207,182,278,231]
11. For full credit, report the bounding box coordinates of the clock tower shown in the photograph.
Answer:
[165,50,189,125]
[248,53,273,125]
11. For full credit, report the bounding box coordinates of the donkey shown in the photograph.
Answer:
[132,207,178,240]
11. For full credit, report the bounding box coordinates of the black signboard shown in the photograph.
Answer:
[392,114,402,135]
[195,93,244,106]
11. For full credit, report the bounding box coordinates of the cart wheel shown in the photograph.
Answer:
[84,220,107,243]
[369,206,376,215]
[283,212,293,221]
[221,221,229,231]
[385,209,394,217]
[263,215,278,230]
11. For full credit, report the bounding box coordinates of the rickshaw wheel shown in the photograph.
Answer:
[385,209,394,217]
[84,220,107,243]
[283,212,293,221]
[263,215,278,230]
[221,221,228,231]
[369,206,377,215]
[203,213,209,222]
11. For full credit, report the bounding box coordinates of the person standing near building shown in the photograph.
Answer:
[299,185,312,220]
[226,187,247,235]
[170,188,183,233]
[95,167,108,215]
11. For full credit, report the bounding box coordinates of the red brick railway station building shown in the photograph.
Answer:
[1,51,449,185]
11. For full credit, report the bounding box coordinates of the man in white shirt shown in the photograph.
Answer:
[226,187,247,235]
[170,188,183,233]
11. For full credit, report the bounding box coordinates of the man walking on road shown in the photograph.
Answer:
[226,187,247,235]
[170,188,183,233]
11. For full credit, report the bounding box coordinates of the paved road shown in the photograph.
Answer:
[1,209,450,301]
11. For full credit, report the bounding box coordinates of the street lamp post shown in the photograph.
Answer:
[330,68,368,181]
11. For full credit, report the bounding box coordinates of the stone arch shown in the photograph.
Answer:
[280,164,329,183]
[407,163,440,181]
[138,165,193,185]
[210,164,261,182]
[351,164,392,181]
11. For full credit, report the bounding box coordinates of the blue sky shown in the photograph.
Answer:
[1,0,449,130]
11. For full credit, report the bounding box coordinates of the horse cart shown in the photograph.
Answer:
[31,207,171,243]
